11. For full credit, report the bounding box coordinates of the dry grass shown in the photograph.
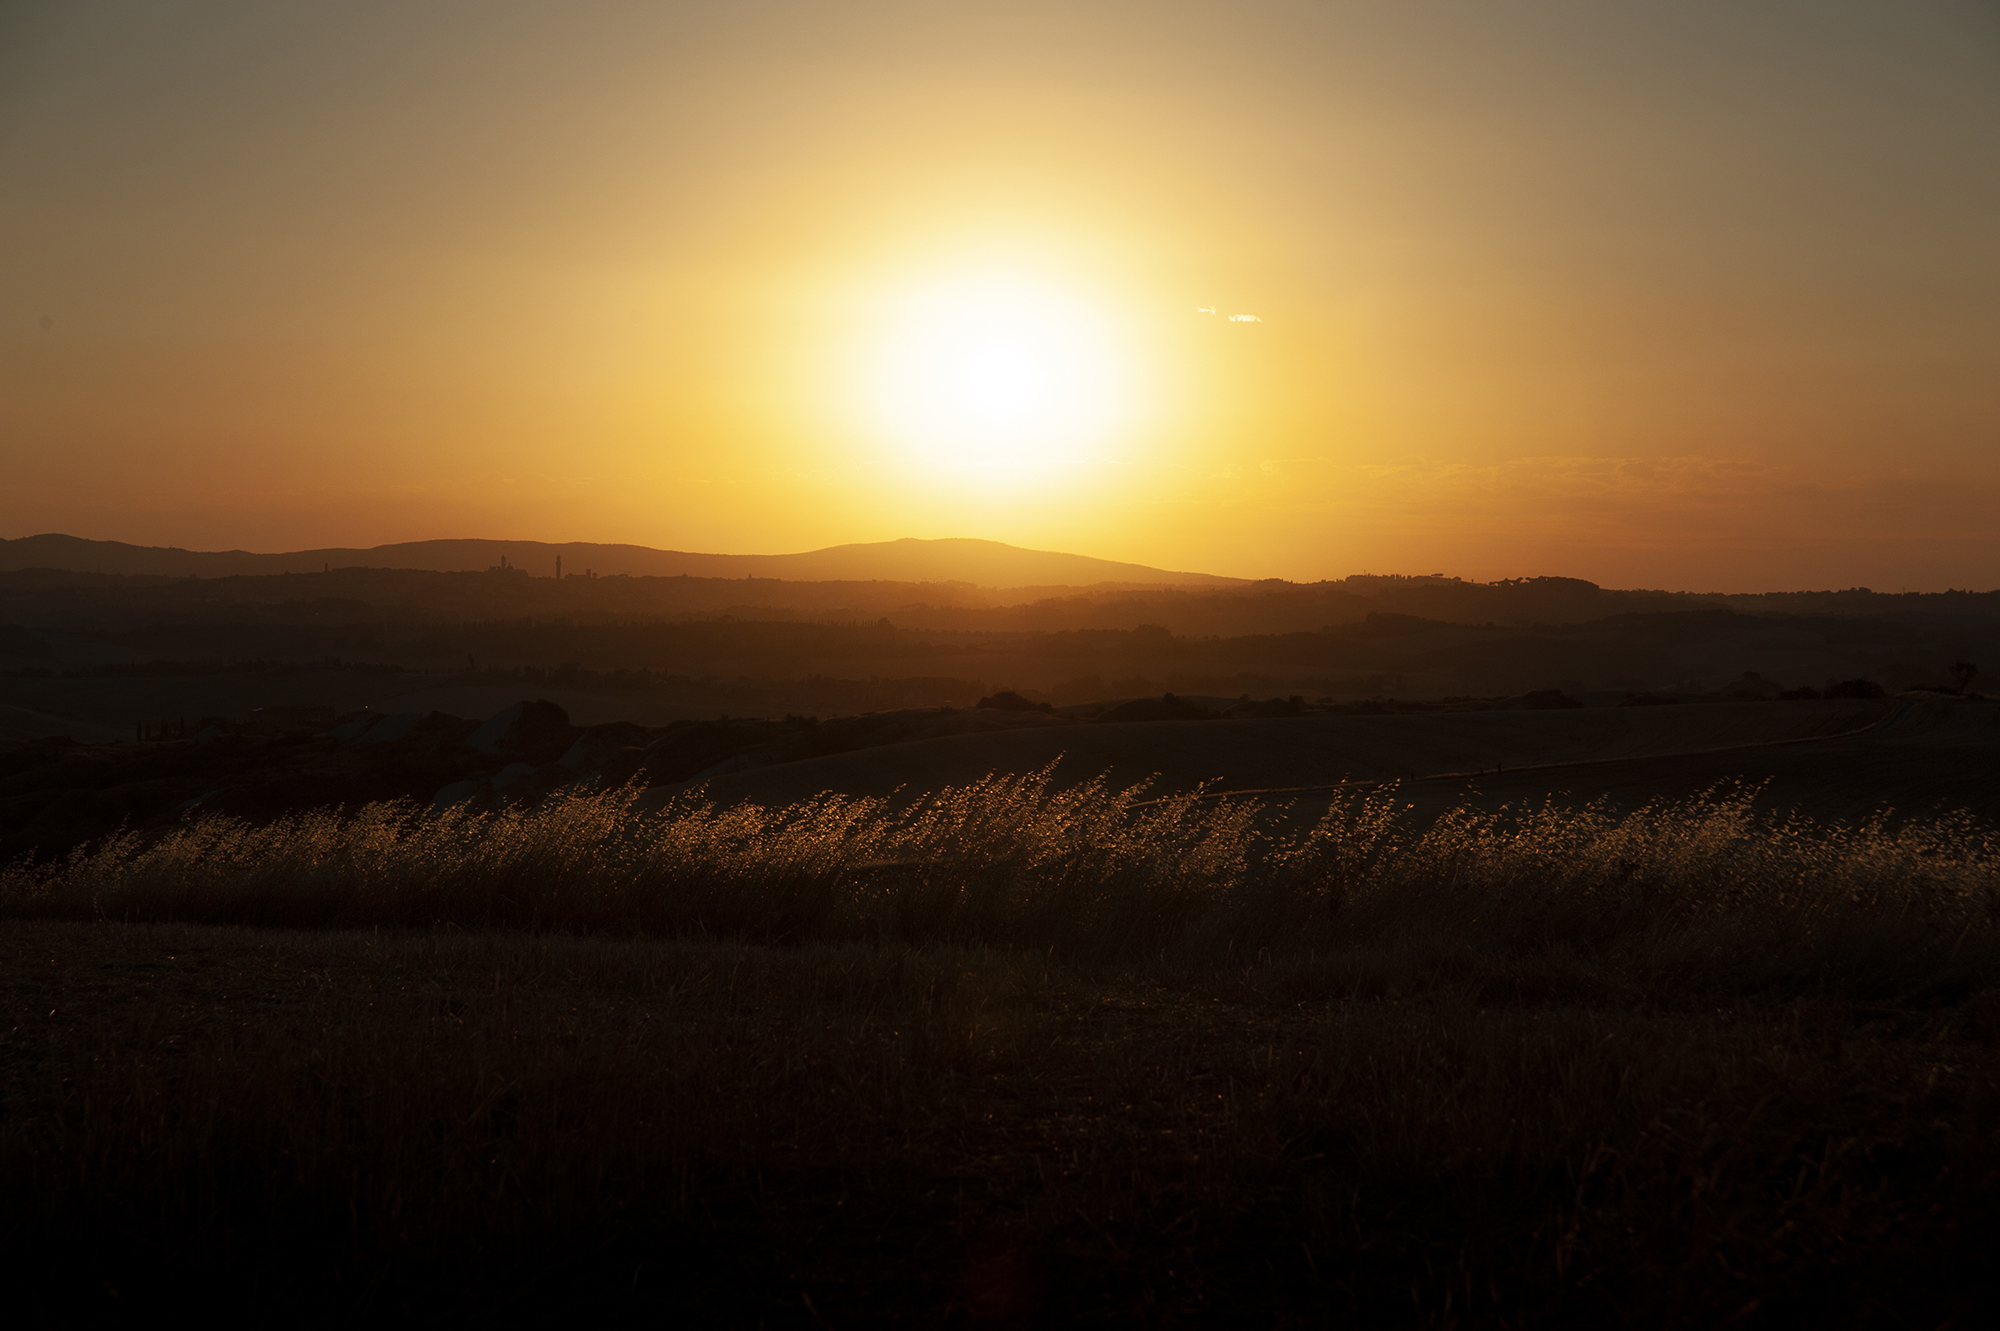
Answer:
[4,768,1995,998]
[3,771,1997,1322]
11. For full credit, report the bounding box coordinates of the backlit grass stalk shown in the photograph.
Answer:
[4,766,1994,990]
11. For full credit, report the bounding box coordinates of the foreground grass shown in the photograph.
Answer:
[4,921,1995,1325]
[6,770,1997,997]
[3,775,1997,1322]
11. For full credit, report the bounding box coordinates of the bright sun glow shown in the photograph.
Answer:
[862,274,1133,481]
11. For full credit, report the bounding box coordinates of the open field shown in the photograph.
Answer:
[5,702,1996,1321]
[13,0,2000,1318]
[0,669,697,732]
[671,698,1990,827]
[7,560,1994,715]
[0,667,432,732]
[6,915,1996,1325]
[0,702,124,745]
[1372,699,2000,829]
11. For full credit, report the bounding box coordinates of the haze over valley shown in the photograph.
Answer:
[4,530,1992,868]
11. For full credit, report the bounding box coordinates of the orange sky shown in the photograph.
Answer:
[3,1,1996,590]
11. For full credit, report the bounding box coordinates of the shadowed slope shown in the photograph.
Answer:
[1384,697,2000,827]
[653,699,1892,813]
[0,704,125,744]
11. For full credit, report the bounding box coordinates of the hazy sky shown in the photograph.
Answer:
[3,1,1996,589]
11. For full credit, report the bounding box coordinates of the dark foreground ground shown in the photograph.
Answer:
[4,919,1995,1326]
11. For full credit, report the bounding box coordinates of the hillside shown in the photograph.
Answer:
[0,534,1239,589]
[664,698,1890,809]
[6,562,1990,706]
[662,696,1997,829]
[8,535,1995,630]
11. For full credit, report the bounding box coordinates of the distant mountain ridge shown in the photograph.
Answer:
[0,534,1244,590]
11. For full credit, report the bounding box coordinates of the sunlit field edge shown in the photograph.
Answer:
[3,774,1996,1323]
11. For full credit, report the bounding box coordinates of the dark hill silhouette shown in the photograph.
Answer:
[0,534,1240,590]
[6,535,1995,631]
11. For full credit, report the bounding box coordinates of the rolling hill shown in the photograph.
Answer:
[0,534,1241,590]
[649,698,1903,813]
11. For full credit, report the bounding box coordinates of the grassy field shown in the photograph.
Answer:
[676,698,2000,833]
[0,669,680,733]
[4,773,1997,1323]
[672,699,1893,812]
[0,701,126,744]
[1377,699,2000,831]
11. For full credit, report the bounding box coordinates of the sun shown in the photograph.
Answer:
[861,273,1132,482]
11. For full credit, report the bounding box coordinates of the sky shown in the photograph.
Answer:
[2,1,1996,591]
